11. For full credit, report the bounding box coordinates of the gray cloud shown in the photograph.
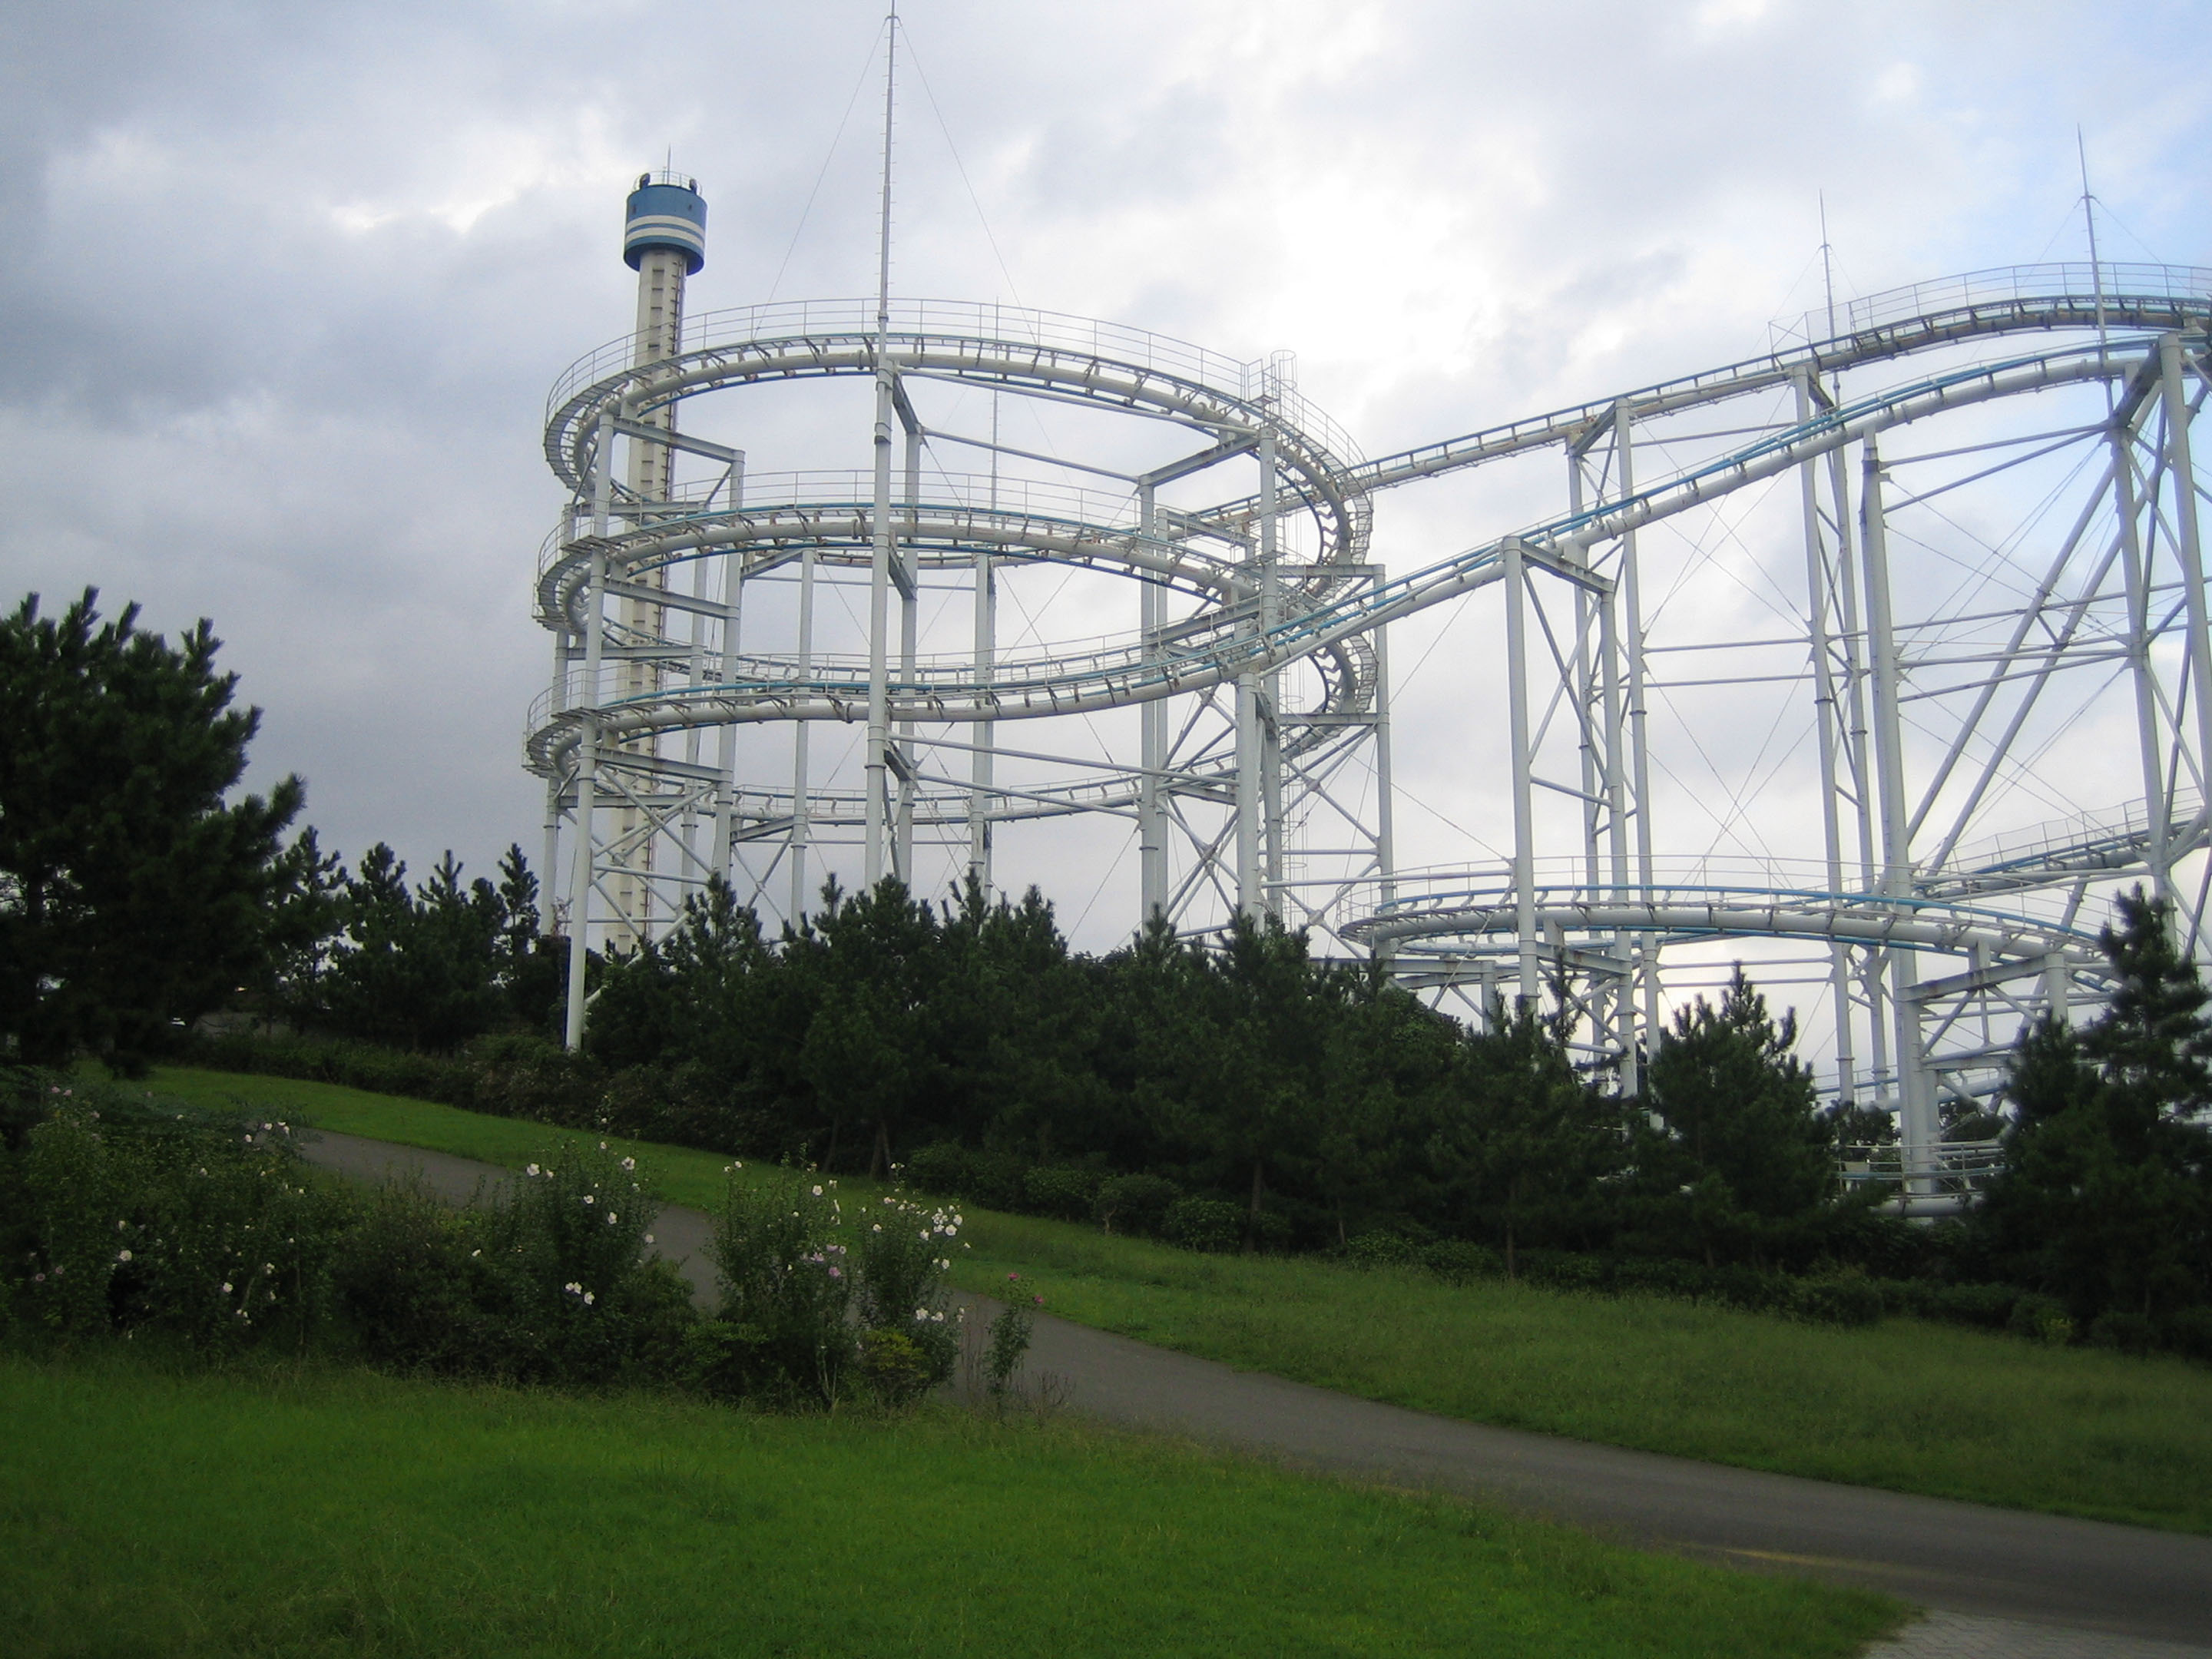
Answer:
[1,0,2205,946]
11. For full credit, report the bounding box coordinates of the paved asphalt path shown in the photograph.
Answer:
[300,1129,2212,1651]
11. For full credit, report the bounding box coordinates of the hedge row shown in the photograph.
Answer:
[1340,1230,2212,1354]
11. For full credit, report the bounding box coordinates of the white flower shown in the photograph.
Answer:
[116,1219,126,1232]
[945,1226,958,1237]
[872,1224,882,1233]
[607,1213,618,1225]
[812,1185,823,1197]
[621,1157,636,1171]
[919,1230,930,1240]
[598,1141,608,1151]
[582,1194,594,1205]
[221,1282,233,1293]
[526,1164,541,1177]
[471,1249,482,1258]
[914,1308,929,1320]
[584,1292,595,1306]
[644,1234,654,1245]
[117,1250,132,1263]
[932,1311,945,1323]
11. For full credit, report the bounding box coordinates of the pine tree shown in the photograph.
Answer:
[1628,967,1832,1265]
[1979,889,2212,1330]
[0,589,307,1070]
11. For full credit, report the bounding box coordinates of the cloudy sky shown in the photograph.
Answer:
[3,0,2207,961]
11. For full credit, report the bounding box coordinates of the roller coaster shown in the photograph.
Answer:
[526,184,2210,1204]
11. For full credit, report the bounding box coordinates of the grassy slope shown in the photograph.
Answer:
[0,1356,1898,1659]
[153,1065,2212,1535]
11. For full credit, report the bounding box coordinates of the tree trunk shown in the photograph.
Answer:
[1505,1217,1517,1283]
[869,1118,891,1181]
[1247,1160,1266,1253]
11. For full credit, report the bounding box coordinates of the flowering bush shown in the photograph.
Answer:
[698,1171,855,1407]
[329,1137,691,1385]
[696,1174,967,1410]
[984,1273,1039,1405]
[0,1075,690,1383]
[855,1192,962,1399]
[8,1084,343,1351]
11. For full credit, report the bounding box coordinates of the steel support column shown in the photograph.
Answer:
[1504,538,1539,1005]
[1861,441,1935,1178]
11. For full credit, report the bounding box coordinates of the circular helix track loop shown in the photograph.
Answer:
[541,297,1367,578]
[528,333,2166,771]
[1340,862,2112,979]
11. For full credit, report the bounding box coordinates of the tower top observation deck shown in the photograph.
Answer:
[624,170,705,274]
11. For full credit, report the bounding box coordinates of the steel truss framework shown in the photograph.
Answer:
[529,263,2212,1192]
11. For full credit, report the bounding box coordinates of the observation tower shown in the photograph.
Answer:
[528,145,2210,1208]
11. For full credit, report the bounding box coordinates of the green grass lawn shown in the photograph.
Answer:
[0,1354,1899,1659]
[955,1212,2212,1535]
[152,1065,2212,1535]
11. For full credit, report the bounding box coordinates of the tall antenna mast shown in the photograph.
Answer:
[876,4,897,339]
[1818,190,1838,341]
[862,3,901,886]
[2078,127,2109,379]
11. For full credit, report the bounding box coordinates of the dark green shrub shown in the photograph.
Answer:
[0,1065,45,1151]
[1343,1230,1418,1268]
[902,1143,1027,1212]
[2007,1293,2073,1346]
[1095,1173,1180,1237]
[903,1142,969,1197]
[683,1320,777,1401]
[1609,1257,1707,1300]
[331,1178,526,1375]
[1022,1164,1102,1222]
[1421,1240,1502,1280]
[1879,1280,2018,1330]
[963,1149,1029,1212]
[2161,1306,2212,1362]
[465,1031,595,1122]
[856,1328,939,1408]
[2088,1310,2157,1356]
[1787,1272,1885,1327]
[1519,1250,1607,1293]
[1163,1197,1244,1253]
